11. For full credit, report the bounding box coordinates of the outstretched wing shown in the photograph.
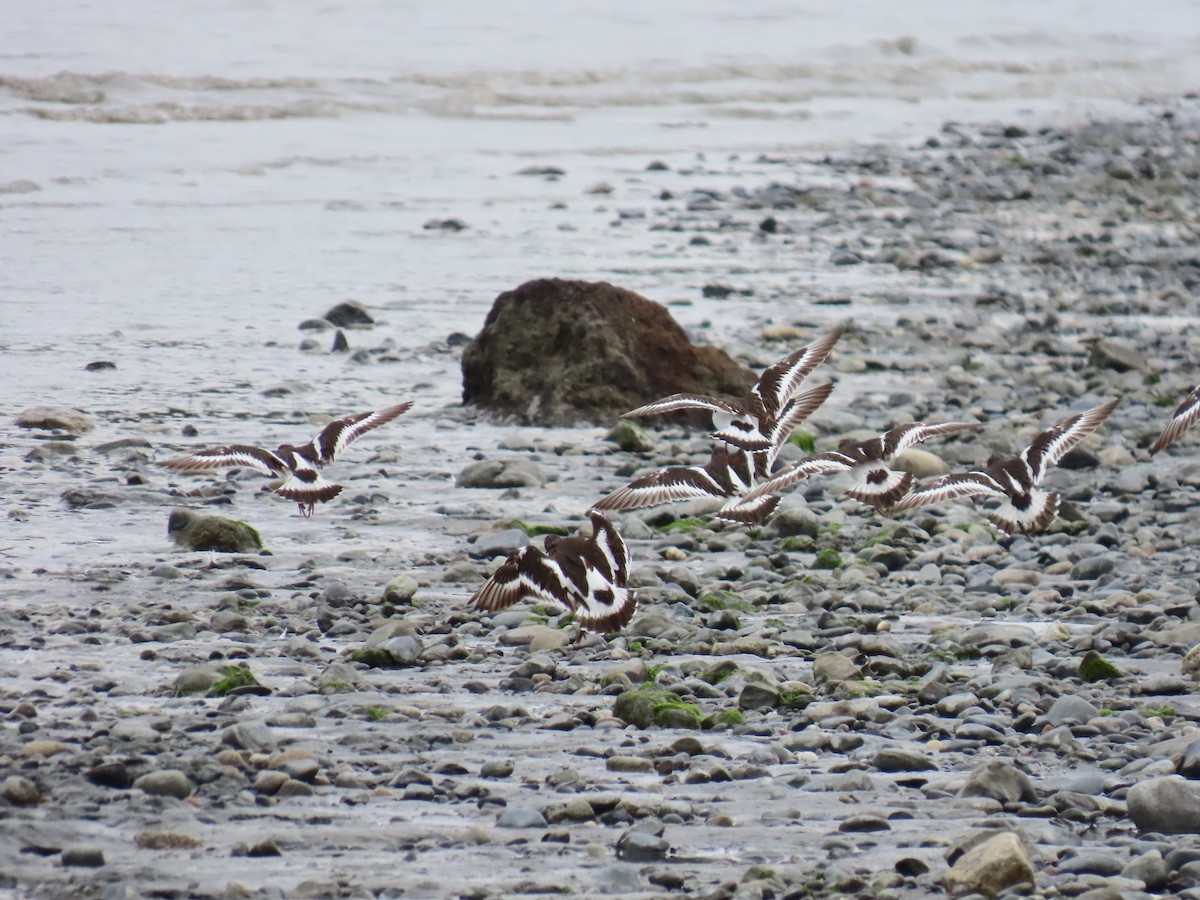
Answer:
[742,453,853,501]
[588,511,629,584]
[469,545,560,612]
[881,421,982,458]
[890,471,1008,511]
[593,465,727,510]
[622,393,741,419]
[1022,398,1119,481]
[157,445,287,476]
[753,324,844,418]
[766,382,836,463]
[1151,385,1200,455]
[310,402,413,464]
[715,493,782,526]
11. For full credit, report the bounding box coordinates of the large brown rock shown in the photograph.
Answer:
[461,278,753,425]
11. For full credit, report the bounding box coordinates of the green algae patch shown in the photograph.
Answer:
[613,684,702,729]
[207,665,261,697]
[1079,650,1124,683]
[813,547,843,570]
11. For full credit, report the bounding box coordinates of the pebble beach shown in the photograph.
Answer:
[4,97,1200,898]
[5,4,1200,897]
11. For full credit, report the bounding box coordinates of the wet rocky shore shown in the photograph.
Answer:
[4,97,1200,899]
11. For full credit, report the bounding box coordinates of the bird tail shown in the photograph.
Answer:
[987,490,1059,535]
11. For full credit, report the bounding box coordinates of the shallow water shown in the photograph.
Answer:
[2,0,1196,675]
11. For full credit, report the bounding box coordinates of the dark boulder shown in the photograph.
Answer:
[462,278,752,425]
[323,301,374,328]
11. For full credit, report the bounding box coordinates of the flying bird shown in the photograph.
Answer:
[594,382,835,525]
[1150,384,1200,454]
[890,399,1119,534]
[470,510,636,633]
[741,421,982,511]
[158,402,412,516]
[622,324,844,452]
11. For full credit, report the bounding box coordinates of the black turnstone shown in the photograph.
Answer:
[593,382,835,525]
[622,324,844,452]
[1151,385,1200,454]
[158,402,412,517]
[469,510,636,633]
[741,421,982,511]
[891,399,1119,534]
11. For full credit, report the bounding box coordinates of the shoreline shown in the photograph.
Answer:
[3,99,1200,897]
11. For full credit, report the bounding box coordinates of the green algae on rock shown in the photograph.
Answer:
[167,507,263,553]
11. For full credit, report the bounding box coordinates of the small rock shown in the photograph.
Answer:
[1087,338,1145,372]
[893,448,951,478]
[61,846,105,868]
[275,778,314,799]
[813,651,862,683]
[606,419,656,453]
[873,748,937,772]
[222,721,278,752]
[738,682,780,710]
[767,507,819,539]
[1127,775,1200,833]
[381,574,419,604]
[943,831,1034,897]
[20,740,69,758]
[253,771,290,795]
[607,756,653,773]
[469,528,530,558]
[1070,555,1115,581]
[1044,694,1099,725]
[497,807,547,829]
[1079,651,1123,683]
[14,406,95,435]
[132,770,195,800]
[167,508,262,553]
[456,459,549,489]
[323,300,374,328]
[529,629,569,652]
[959,761,1037,804]
[616,829,670,862]
[480,760,514,779]
[1,775,40,805]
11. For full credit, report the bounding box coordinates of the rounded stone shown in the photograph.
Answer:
[496,806,547,829]
[132,769,195,800]
[1,775,40,805]
[1127,776,1200,834]
[61,846,105,868]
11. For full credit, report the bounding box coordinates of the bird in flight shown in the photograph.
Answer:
[594,382,835,525]
[622,324,844,452]
[890,399,1119,534]
[158,402,412,516]
[1150,384,1200,455]
[741,420,981,511]
[470,510,637,633]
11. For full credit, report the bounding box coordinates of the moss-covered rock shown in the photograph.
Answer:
[207,664,267,697]
[461,278,753,426]
[1079,650,1124,683]
[613,684,702,729]
[167,507,262,553]
[606,418,656,453]
[813,547,843,570]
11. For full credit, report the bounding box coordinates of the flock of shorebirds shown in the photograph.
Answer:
[158,325,1200,636]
